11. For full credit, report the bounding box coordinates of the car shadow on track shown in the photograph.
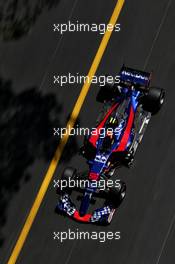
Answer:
[0,76,79,247]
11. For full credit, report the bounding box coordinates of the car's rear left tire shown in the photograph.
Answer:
[142,87,165,114]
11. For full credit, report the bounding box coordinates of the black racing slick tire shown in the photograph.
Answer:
[96,75,119,103]
[142,87,165,114]
[60,167,77,193]
[62,167,77,181]
[99,181,126,225]
[108,181,126,208]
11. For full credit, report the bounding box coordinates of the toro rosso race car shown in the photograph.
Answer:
[56,66,165,225]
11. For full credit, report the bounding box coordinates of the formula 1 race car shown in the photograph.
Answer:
[56,66,165,225]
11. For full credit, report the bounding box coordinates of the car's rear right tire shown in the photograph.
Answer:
[96,75,118,103]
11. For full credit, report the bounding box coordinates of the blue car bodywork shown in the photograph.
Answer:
[56,66,159,224]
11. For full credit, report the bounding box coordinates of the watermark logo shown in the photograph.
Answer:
[53,73,120,87]
[53,125,121,139]
[53,21,121,35]
[53,178,121,191]
[53,229,121,243]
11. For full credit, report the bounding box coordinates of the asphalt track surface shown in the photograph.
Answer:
[0,0,175,263]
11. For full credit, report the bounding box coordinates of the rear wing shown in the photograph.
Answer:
[119,66,151,87]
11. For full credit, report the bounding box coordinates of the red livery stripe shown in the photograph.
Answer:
[115,105,134,152]
[89,172,100,181]
[89,103,118,147]
[73,211,92,222]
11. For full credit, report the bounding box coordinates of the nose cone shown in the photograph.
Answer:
[89,159,106,179]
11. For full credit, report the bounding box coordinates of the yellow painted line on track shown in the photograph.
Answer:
[7,1,125,263]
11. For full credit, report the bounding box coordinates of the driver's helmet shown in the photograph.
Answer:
[106,116,119,129]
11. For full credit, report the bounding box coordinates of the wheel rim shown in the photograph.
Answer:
[107,209,115,223]
[160,91,165,105]
[121,191,126,198]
